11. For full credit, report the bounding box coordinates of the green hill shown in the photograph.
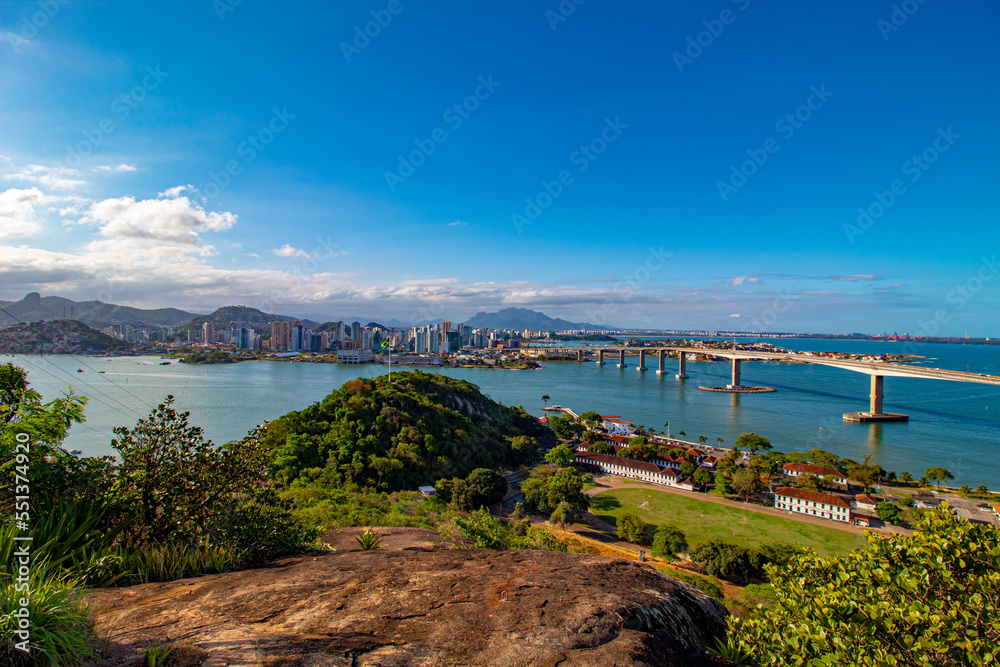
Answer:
[177,306,318,332]
[261,370,549,490]
[0,319,132,354]
[0,292,194,329]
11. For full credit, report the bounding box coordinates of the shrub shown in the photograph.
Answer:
[617,512,652,545]
[651,523,688,560]
[0,566,94,666]
[729,505,1000,665]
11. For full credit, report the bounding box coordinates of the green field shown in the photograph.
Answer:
[591,487,867,557]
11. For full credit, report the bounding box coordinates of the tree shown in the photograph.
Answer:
[713,473,732,497]
[452,468,508,510]
[699,435,707,445]
[548,414,585,441]
[975,485,989,498]
[651,523,688,560]
[1,362,88,510]
[617,512,652,545]
[678,430,686,437]
[875,501,901,524]
[544,444,574,467]
[900,471,914,484]
[587,440,615,455]
[549,500,580,528]
[797,473,823,492]
[716,437,723,447]
[112,397,313,559]
[578,410,602,428]
[619,438,658,462]
[693,467,714,492]
[924,466,954,488]
[731,468,764,502]
[679,461,697,477]
[806,448,839,468]
[959,485,972,497]
[541,394,550,407]
[521,466,588,514]
[689,541,764,584]
[734,432,772,456]
[729,505,1000,666]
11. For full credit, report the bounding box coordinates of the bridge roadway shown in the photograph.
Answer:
[532,345,1000,422]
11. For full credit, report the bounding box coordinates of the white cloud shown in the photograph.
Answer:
[0,188,54,239]
[78,191,237,245]
[158,185,191,199]
[94,164,139,173]
[3,164,86,190]
[729,313,741,318]
[273,244,309,258]
[244,252,261,258]
[447,221,466,227]
[728,276,761,286]
[832,274,877,282]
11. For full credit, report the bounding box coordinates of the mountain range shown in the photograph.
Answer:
[0,294,608,332]
[463,308,606,331]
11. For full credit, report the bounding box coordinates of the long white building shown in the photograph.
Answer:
[773,486,852,523]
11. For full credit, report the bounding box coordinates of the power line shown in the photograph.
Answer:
[0,308,152,421]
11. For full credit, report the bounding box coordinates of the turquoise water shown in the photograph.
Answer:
[6,339,999,489]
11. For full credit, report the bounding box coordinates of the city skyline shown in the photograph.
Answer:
[1,1,999,334]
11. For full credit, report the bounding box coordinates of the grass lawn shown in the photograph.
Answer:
[591,488,867,557]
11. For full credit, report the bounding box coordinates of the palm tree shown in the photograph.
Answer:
[542,394,550,408]
[699,435,707,445]
[717,437,723,447]
[663,421,670,437]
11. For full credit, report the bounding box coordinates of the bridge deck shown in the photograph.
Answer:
[531,346,1000,386]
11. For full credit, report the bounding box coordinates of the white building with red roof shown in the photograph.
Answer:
[575,451,694,491]
[773,487,852,523]
[782,462,847,485]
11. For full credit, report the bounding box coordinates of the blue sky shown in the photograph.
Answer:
[1,0,998,334]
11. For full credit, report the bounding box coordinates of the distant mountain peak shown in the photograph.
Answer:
[463,308,607,331]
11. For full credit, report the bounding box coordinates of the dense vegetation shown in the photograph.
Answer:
[0,362,316,664]
[262,371,547,491]
[729,505,999,666]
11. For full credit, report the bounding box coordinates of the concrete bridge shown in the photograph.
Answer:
[552,346,1000,423]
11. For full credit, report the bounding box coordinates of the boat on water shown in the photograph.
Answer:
[76,368,84,372]
[69,449,82,455]
[160,361,171,365]
[96,370,106,373]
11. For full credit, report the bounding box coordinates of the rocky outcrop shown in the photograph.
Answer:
[85,530,728,666]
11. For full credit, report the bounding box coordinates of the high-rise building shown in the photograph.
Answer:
[351,321,361,344]
[289,323,304,351]
[202,322,214,345]
[236,327,253,349]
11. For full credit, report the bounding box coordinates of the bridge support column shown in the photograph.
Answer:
[676,351,689,379]
[637,349,647,371]
[618,350,627,368]
[728,358,741,388]
[576,349,583,362]
[843,374,908,422]
[656,350,667,375]
[596,350,604,365]
[870,375,883,414]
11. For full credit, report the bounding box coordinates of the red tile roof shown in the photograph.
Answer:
[855,494,878,505]
[783,462,844,478]
[775,487,851,509]
[575,451,678,476]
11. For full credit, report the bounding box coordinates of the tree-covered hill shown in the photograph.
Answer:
[261,370,549,490]
[176,305,319,332]
[0,319,132,354]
